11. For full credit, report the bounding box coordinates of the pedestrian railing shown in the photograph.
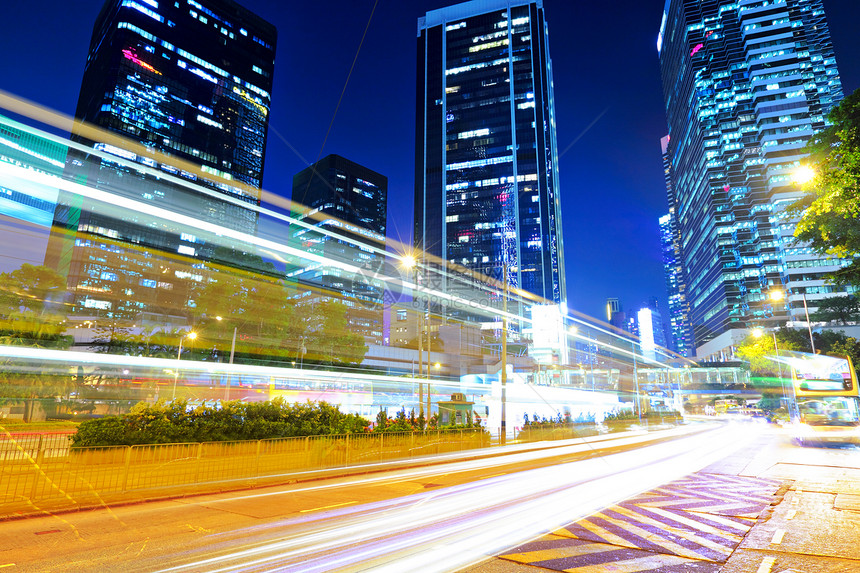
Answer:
[0,429,489,517]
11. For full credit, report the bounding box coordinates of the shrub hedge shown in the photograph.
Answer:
[70,398,369,447]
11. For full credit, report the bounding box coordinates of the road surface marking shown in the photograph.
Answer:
[770,529,785,545]
[0,564,15,569]
[500,537,720,572]
[299,501,357,513]
[785,509,797,520]
[516,472,784,569]
[756,556,776,573]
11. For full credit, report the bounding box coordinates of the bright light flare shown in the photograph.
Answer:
[792,165,816,185]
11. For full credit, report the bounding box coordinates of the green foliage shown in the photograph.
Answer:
[790,88,860,286]
[735,327,805,375]
[811,295,860,325]
[825,335,860,371]
[191,254,368,367]
[70,398,370,447]
[0,264,71,349]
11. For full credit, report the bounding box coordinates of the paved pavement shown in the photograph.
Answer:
[461,426,860,573]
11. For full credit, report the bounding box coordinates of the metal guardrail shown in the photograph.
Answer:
[0,429,489,517]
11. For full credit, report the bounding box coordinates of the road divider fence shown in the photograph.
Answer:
[0,429,489,518]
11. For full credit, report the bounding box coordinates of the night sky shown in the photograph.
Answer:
[1,0,859,322]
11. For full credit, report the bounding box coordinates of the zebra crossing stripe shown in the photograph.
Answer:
[594,505,735,561]
[499,537,721,572]
[500,538,720,573]
[631,504,749,537]
[560,553,712,572]
[498,473,785,572]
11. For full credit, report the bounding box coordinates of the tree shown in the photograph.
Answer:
[735,327,805,376]
[191,250,368,367]
[791,88,860,286]
[811,295,860,325]
[0,264,71,349]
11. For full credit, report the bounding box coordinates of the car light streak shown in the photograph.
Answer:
[149,424,758,573]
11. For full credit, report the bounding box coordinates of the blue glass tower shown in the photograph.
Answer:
[658,0,848,352]
[660,135,692,357]
[415,0,565,317]
[46,0,276,319]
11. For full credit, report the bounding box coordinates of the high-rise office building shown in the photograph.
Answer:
[47,0,276,319]
[658,0,849,353]
[288,155,388,345]
[415,0,565,321]
[659,136,693,357]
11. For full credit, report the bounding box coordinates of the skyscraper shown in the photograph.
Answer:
[415,0,565,320]
[47,0,276,319]
[657,0,848,353]
[288,154,388,345]
[659,135,692,357]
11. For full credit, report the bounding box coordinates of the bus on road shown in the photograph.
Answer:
[780,351,860,446]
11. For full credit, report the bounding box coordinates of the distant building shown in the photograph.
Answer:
[46,0,277,319]
[658,0,849,354]
[288,154,387,345]
[415,0,566,324]
[605,298,621,322]
[605,297,627,332]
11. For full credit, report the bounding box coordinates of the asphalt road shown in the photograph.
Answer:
[1,422,851,572]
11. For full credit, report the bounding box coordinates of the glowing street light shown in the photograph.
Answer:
[172,331,197,401]
[792,165,816,185]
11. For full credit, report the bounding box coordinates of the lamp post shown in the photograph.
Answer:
[401,254,424,418]
[632,339,641,423]
[173,331,197,401]
[752,326,791,413]
[800,291,816,354]
[215,316,238,401]
[500,265,508,446]
[770,288,815,354]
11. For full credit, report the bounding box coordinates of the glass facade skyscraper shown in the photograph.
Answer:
[659,135,692,357]
[415,0,565,319]
[46,0,276,319]
[288,155,388,345]
[658,0,849,352]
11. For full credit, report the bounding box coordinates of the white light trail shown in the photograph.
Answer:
[150,424,757,573]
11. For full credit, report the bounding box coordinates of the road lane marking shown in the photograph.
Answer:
[785,509,797,520]
[770,529,785,545]
[0,564,15,569]
[299,501,357,513]
[756,556,776,573]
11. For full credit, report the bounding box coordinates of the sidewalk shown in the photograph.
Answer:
[461,428,860,573]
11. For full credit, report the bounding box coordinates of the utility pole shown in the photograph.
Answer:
[426,276,432,420]
[501,265,508,446]
[225,326,236,401]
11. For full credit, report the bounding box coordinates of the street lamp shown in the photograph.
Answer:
[400,253,424,418]
[792,165,816,185]
[214,316,240,400]
[172,331,197,401]
[770,288,815,353]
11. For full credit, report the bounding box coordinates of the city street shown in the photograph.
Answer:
[1,422,855,571]
[465,423,860,573]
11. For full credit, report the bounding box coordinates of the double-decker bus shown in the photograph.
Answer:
[780,351,860,446]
